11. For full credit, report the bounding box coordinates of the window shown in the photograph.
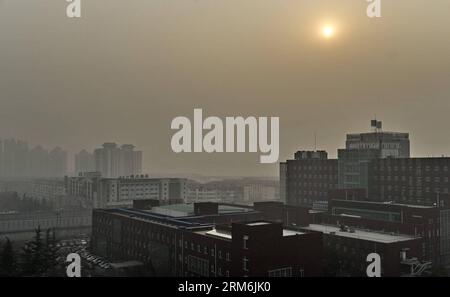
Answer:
[268,267,293,277]
[187,255,209,277]
[243,235,249,250]
[243,257,249,271]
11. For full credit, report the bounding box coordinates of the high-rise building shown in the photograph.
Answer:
[119,144,142,176]
[48,147,68,177]
[0,138,69,178]
[75,149,95,174]
[1,139,29,177]
[0,139,3,177]
[29,146,49,177]
[94,143,142,178]
[94,143,121,178]
[338,121,410,191]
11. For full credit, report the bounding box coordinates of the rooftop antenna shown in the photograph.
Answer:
[371,117,382,133]
[314,132,317,151]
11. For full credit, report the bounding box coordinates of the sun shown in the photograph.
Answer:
[321,25,335,39]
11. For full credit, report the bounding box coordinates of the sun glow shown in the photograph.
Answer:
[321,25,335,39]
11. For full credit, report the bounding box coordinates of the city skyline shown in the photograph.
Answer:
[1,0,450,177]
[0,138,144,178]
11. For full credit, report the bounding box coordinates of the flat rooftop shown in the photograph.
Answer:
[301,224,418,244]
[99,203,256,229]
[246,222,270,226]
[101,208,211,229]
[333,199,436,209]
[196,226,305,241]
[109,260,143,269]
[151,203,254,217]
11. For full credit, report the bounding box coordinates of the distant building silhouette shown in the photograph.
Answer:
[0,138,68,178]
[29,145,49,177]
[75,149,95,174]
[94,143,142,178]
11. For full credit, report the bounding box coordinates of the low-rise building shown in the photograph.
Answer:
[91,202,323,277]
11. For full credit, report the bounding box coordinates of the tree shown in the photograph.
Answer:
[20,226,47,276]
[43,228,60,276]
[20,226,61,276]
[0,237,17,276]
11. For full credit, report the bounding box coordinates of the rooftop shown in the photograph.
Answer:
[333,199,437,209]
[246,222,271,226]
[195,225,305,241]
[301,224,418,244]
[100,203,256,229]
[109,260,143,269]
[151,203,254,217]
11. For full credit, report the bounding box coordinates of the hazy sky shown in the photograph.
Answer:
[1,0,450,176]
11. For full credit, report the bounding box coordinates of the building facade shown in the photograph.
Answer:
[91,204,323,277]
[284,151,338,207]
[368,157,450,206]
[65,174,187,209]
[338,130,410,191]
[0,138,68,178]
[94,143,142,178]
[75,149,95,174]
[300,223,423,277]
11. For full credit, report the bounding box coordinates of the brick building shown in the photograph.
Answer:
[300,223,423,277]
[368,157,450,206]
[283,151,338,207]
[91,202,324,277]
[315,194,450,266]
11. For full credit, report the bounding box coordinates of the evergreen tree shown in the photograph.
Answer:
[0,237,17,276]
[43,228,60,276]
[20,226,47,276]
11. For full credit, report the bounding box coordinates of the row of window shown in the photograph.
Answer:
[375,176,450,182]
[181,240,231,261]
[376,165,449,172]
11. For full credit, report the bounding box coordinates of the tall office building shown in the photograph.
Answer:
[94,143,143,178]
[75,149,95,174]
[338,121,410,191]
